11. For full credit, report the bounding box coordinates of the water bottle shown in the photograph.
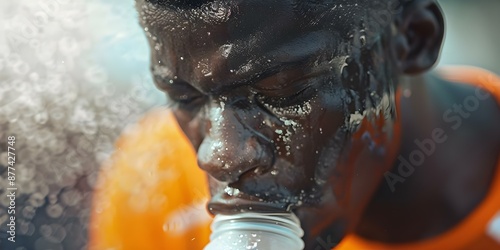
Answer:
[204,212,304,250]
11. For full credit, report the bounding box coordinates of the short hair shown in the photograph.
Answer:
[145,0,417,8]
[145,0,209,9]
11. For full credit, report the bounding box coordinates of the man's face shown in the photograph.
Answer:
[137,0,400,241]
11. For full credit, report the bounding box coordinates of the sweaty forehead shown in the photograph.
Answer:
[137,0,381,85]
[138,0,371,36]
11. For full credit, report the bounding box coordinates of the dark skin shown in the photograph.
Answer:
[135,0,500,248]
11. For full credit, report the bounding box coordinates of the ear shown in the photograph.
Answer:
[392,1,445,74]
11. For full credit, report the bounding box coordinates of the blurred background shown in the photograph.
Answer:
[439,0,500,74]
[0,0,499,249]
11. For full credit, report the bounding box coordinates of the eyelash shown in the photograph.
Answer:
[160,82,206,110]
[160,76,316,111]
[255,85,313,108]
[166,93,206,110]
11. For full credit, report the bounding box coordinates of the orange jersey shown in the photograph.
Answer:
[89,67,500,250]
[88,110,212,250]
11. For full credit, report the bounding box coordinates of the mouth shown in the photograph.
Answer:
[207,164,315,215]
[207,187,291,215]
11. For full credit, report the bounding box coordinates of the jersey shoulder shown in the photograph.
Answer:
[89,109,211,250]
[433,66,500,140]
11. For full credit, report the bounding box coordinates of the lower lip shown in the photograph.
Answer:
[208,189,290,215]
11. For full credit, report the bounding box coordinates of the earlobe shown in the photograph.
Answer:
[396,1,445,75]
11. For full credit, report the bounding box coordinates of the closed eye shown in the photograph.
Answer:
[155,77,206,109]
[254,83,314,108]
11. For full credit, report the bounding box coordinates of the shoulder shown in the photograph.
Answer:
[418,67,500,220]
[89,108,211,249]
[429,67,500,141]
[95,107,206,202]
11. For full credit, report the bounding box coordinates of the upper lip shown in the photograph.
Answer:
[208,166,291,215]
[207,164,292,215]
[207,188,290,215]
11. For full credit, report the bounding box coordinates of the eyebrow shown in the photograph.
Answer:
[212,59,309,95]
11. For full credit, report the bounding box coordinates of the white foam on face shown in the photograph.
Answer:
[219,44,233,58]
[224,186,241,196]
[348,111,364,125]
[263,100,312,118]
[236,60,253,74]
[196,58,213,77]
[261,100,312,156]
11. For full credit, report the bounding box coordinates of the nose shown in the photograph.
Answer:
[196,101,274,183]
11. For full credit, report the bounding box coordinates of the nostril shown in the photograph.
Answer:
[197,158,235,183]
[196,137,274,183]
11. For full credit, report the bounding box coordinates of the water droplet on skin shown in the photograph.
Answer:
[225,187,240,196]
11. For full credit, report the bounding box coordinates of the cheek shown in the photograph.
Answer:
[306,87,354,187]
[312,87,352,151]
[274,89,351,186]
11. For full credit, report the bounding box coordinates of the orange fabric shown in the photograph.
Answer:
[89,67,500,250]
[336,67,500,250]
[88,110,211,250]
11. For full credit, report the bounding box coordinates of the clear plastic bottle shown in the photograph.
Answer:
[204,212,304,250]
